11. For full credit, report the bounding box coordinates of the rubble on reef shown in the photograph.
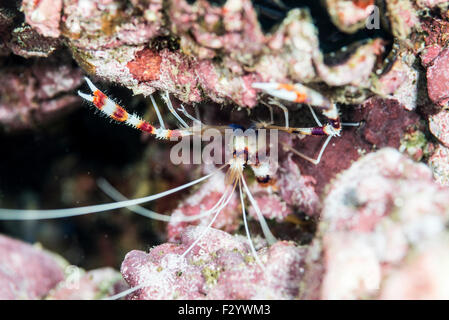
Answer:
[0,56,83,130]
[47,267,128,300]
[299,149,449,299]
[324,0,375,34]
[0,234,65,299]
[0,234,127,300]
[121,226,306,299]
[167,171,240,242]
[2,0,449,301]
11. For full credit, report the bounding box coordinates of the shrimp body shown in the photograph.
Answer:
[0,77,358,300]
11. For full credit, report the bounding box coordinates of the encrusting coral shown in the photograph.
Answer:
[2,0,449,300]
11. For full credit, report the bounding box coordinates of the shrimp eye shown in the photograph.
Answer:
[256,175,271,184]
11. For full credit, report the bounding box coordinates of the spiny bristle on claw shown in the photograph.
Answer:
[77,77,197,138]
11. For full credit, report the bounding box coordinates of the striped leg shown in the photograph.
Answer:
[252,82,341,135]
[78,77,190,139]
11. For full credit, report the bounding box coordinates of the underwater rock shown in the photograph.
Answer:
[54,0,385,107]
[47,267,128,300]
[0,234,65,299]
[324,0,374,34]
[248,188,293,222]
[62,0,162,50]
[21,0,62,38]
[291,97,420,196]
[258,9,319,84]
[168,0,264,63]
[429,109,449,147]
[419,17,449,108]
[428,144,449,187]
[121,226,305,299]
[399,127,432,162]
[361,98,421,147]
[385,0,419,39]
[299,148,449,299]
[167,171,240,242]
[8,24,61,58]
[275,155,320,217]
[0,58,83,131]
[0,7,17,56]
[379,236,449,299]
[372,49,418,111]
[420,17,449,66]
[427,48,449,108]
[415,0,449,9]
[315,39,384,88]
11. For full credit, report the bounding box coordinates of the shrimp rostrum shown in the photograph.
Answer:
[0,77,354,299]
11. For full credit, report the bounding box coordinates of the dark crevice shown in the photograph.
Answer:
[252,0,392,53]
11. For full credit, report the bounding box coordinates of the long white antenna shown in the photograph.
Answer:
[241,176,277,245]
[239,181,265,271]
[0,168,226,220]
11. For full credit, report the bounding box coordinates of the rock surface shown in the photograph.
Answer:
[0,235,65,299]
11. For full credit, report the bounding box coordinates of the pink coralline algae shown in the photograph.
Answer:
[3,0,449,302]
[385,0,419,39]
[0,7,60,58]
[372,48,418,111]
[415,0,449,8]
[428,145,449,187]
[299,148,449,299]
[249,155,320,219]
[315,39,384,88]
[121,226,306,299]
[0,234,128,300]
[419,17,449,108]
[37,0,385,107]
[291,97,421,195]
[127,48,163,82]
[429,110,449,147]
[167,171,240,242]
[379,238,449,299]
[48,267,128,300]
[426,49,449,108]
[0,58,83,130]
[0,234,65,299]
[21,0,63,38]
[168,0,265,62]
[324,0,375,34]
[420,17,449,67]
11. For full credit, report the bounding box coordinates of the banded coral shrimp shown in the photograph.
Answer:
[0,77,358,299]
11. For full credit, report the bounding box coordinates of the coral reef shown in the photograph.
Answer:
[167,171,240,242]
[48,267,128,300]
[0,56,83,130]
[0,234,65,299]
[0,234,127,300]
[1,0,449,301]
[300,148,449,299]
[121,226,305,299]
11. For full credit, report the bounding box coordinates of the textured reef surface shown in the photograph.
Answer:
[2,0,449,300]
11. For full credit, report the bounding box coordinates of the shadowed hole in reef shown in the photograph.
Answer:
[0,0,395,270]
[253,0,392,53]
[0,84,161,269]
[175,1,392,53]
